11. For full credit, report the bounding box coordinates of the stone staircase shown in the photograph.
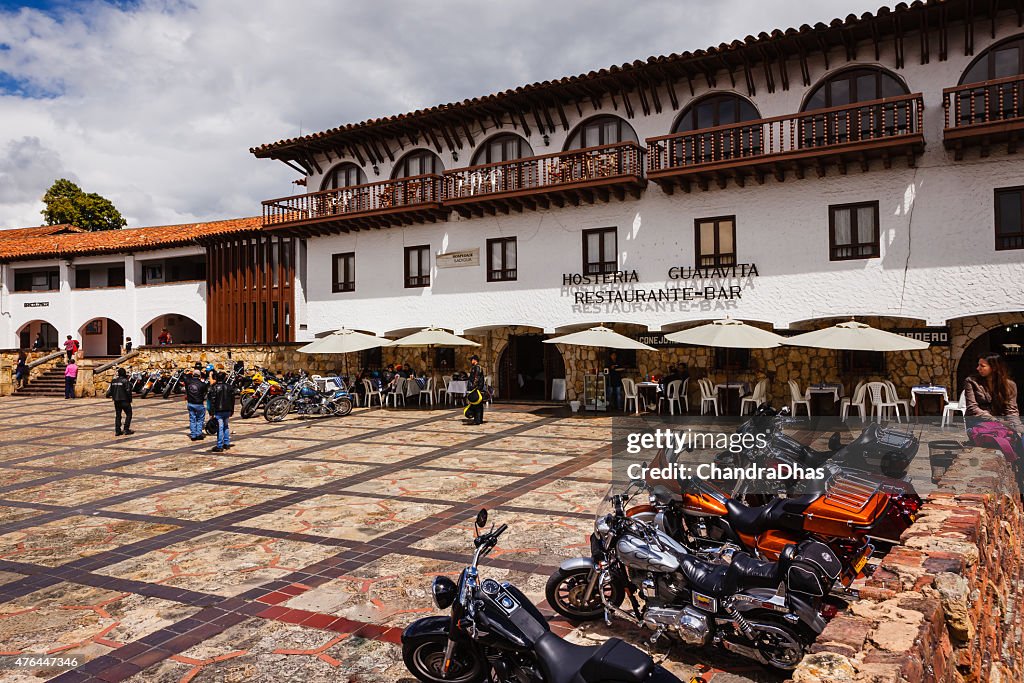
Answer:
[16,362,68,397]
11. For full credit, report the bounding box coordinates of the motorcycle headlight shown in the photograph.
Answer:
[595,514,612,538]
[431,576,458,610]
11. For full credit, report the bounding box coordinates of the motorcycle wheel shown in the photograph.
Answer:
[240,397,258,419]
[545,566,623,620]
[161,381,174,399]
[333,397,353,417]
[264,397,290,423]
[402,635,486,683]
[745,614,808,671]
[140,384,152,398]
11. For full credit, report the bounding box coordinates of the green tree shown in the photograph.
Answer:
[41,178,127,231]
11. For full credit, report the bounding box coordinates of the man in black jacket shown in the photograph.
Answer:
[183,363,209,441]
[464,355,486,425]
[208,371,235,452]
[105,367,134,436]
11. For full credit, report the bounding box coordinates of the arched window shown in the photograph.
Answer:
[564,115,638,150]
[803,67,908,110]
[392,150,444,178]
[471,134,534,166]
[954,35,1024,127]
[320,163,367,191]
[801,67,910,147]
[671,93,762,165]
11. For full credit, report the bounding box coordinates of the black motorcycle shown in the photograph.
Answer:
[546,487,838,671]
[128,370,146,393]
[161,368,186,399]
[403,509,682,683]
[139,369,164,398]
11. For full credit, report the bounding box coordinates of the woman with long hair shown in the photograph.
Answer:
[965,352,1019,419]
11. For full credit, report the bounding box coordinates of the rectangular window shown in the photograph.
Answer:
[829,202,880,260]
[995,186,1024,251]
[487,237,517,281]
[715,347,751,371]
[841,350,887,374]
[405,245,430,288]
[75,268,91,289]
[582,227,617,275]
[695,216,737,268]
[332,252,355,292]
[107,265,125,287]
[13,268,59,292]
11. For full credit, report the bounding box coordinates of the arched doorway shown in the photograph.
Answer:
[498,335,566,401]
[144,314,203,345]
[956,321,1024,412]
[18,320,58,350]
[78,318,124,357]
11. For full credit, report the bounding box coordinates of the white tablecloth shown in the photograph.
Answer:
[910,386,948,406]
[714,382,749,394]
[447,380,468,396]
[807,384,844,402]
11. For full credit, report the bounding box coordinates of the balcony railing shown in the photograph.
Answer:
[263,174,443,227]
[943,74,1024,156]
[647,93,924,180]
[443,142,645,203]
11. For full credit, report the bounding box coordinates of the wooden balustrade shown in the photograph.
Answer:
[443,142,645,202]
[647,93,925,177]
[262,174,443,227]
[942,75,1024,158]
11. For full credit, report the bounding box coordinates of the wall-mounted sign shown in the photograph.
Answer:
[633,333,686,348]
[668,263,759,280]
[23,302,49,308]
[436,249,479,268]
[892,327,950,346]
[559,265,760,306]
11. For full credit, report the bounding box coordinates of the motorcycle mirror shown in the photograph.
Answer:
[475,509,488,530]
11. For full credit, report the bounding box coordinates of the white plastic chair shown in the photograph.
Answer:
[788,380,811,416]
[656,379,681,415]
[698,379,719,416]
[840,383,868,421]
[678,378,690,413]
[386,377,407,408]
[884,381,912,417]
[419,378,434,406]
[740,379,767,415]
[484,375,493,405]
[363,379,383,408]
[439,375,452,404]
[865,381,901,422]
[623,378,640,414]
[942,391,967,427]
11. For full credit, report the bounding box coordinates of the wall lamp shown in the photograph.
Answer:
[372,164,380,176]
[452,151,459,162]
[542,134,550,146]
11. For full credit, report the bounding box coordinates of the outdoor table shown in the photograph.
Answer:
[447,380,468,403]
[807,383,844,416]
[636,381,661,412]
[714,382,749,415]
[404,378,424,399]
[911,386,949,416]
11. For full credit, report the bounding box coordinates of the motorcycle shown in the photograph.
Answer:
[403,509,683,683]
[161,368,186,399]
[547,486,839,671]
[139,369,164,398]
[263,374,353,422]
[128,370,146,393]
[241,370,284,418]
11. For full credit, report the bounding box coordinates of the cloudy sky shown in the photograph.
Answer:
[0,0,885,229]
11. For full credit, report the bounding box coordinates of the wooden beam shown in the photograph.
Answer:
[461,120,476,147]
[515,108,532,137]
[634,78,651,117]
[281,159,308,176]
[347,144,365,166]
[554,99,570,131]
[427,128,444,153]
[620,89,635,118]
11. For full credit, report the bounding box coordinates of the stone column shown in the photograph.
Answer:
[77,363,94,398]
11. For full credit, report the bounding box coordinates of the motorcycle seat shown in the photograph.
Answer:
[679,552,783,596]
[534,632,652,683]
[728,551,782,588]
[723,496,815,536]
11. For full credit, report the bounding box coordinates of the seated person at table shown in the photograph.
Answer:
[397,363,413,379]
[381,364,397,392]
[659,366,682,393]
[679,363,691,383]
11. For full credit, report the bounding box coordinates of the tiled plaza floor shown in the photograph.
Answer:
[0,396,814,683]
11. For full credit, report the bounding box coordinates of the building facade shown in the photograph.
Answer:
[249,1,1024,402]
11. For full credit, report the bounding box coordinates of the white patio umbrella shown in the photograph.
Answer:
[297,328,393,380]
[390,326,481,348]
[784,320,929,351]
[543,325,657,351]
[664,318,786,348]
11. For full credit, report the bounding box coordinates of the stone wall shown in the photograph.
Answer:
[792,446,1024,683]
[0,350,65,396]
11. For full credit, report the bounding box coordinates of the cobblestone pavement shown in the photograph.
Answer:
[2,395,938,683]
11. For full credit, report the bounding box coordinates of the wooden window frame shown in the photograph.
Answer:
[694,216,737,268]
[404,245,430,288]
[332,252,355,293]
[995,186,1024,251]
[486,237,517,282]
[829,201,881,261]
[582,227,618,275]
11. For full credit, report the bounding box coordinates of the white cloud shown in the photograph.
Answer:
[0,0,885,229]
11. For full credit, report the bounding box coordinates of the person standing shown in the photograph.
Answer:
[64,357,78,399]
[105,367,134,435]
[14,351,27,389]
[465,355,486,425]
[63,335,79,363]
[32,332,44,350]
[183,364,209,441]
[606,351,625,411]
[124,337,133,353]
[158,328,172,345]
[208,371,235,452]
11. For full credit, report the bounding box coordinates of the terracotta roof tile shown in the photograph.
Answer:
[250,0,954,158]
[0,217,262,262]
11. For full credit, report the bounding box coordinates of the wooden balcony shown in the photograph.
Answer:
[443,142,646,217]
[262,175,447,234]
[646,93,925,193]
[943,75,1024,159]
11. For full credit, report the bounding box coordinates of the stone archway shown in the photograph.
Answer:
[950,312,1024,410]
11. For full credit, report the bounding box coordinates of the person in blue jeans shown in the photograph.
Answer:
[207,371,235,452]
[182,364,209,441]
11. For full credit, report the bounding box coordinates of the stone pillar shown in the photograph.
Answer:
[58,259,73,339]
[0,362,12,396]
[77,363,94,398]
